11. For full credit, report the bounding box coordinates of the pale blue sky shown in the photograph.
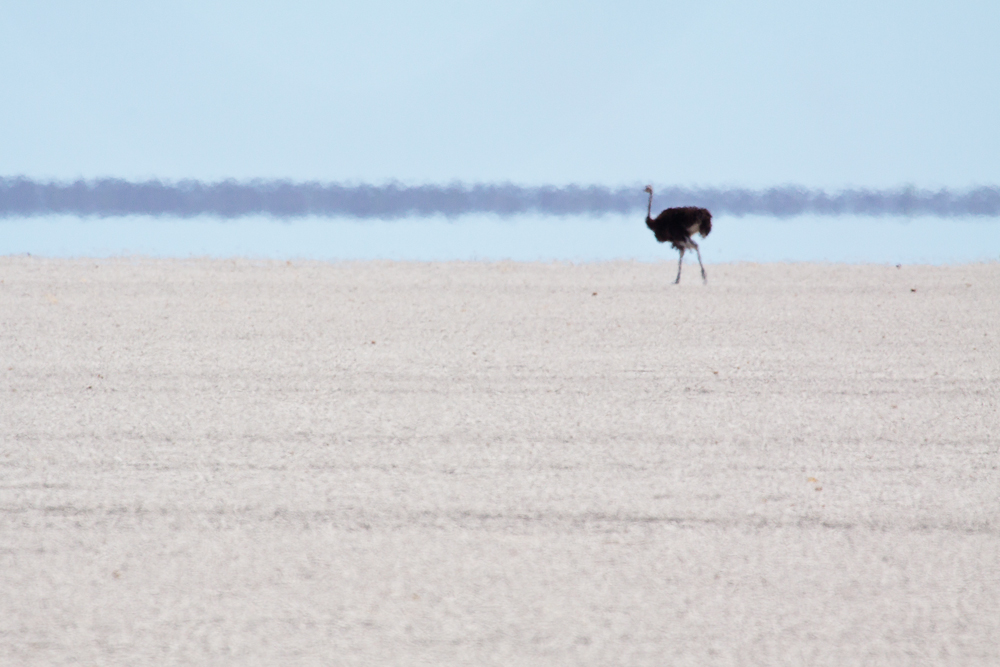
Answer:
[2,1,999,261]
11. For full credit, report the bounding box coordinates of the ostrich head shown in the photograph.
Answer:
[643,185,653,195]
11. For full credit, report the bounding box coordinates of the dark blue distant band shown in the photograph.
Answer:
[1,177,998,218]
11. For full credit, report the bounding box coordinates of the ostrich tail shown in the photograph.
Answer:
[699,211,712,238]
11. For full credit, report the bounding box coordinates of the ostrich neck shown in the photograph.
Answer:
[646,192,653,220]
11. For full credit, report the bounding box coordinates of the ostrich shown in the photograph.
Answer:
[644,185,712,284]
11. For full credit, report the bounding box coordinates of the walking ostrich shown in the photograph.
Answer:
[644,185,712,284]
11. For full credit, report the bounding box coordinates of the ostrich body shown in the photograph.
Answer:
[644,185,712,284]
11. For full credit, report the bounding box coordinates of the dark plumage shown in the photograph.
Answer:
[644,185,712,284]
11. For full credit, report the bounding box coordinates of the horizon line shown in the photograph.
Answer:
[2,177,998,219]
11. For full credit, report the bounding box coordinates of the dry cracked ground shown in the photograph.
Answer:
[1,258,998,666]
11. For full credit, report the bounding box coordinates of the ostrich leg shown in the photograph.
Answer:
[693,242,707,284]
[674,249,685,284]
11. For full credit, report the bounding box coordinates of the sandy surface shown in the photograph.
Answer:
[1,257,998,666]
